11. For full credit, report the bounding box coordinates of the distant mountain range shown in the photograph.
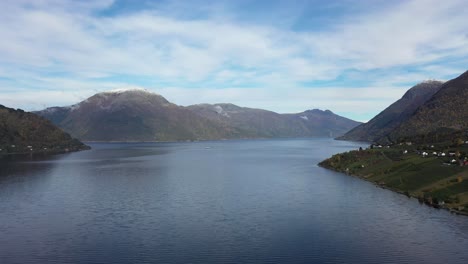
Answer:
[0,104,88,154]
[188,104,358,138]
[35,88,361,142]
[339,70,468,144]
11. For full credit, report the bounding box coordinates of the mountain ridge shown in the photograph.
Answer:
[36,90,247,142]
[387,71,468,143]
[35,90,361,142]
[337,80,445,143]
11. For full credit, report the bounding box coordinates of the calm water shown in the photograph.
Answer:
[1,139,468,264]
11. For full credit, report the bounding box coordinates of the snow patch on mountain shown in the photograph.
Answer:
[300,115,308,120]
[420,79,444,84]
[69,104,81,111]
[42,107,59,114]
[213,105,230,117]
[103,87,152,94]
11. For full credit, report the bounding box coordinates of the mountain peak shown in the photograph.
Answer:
[414,80,444,89]
[420,79,444,85]
[101,87,154,95]
[339,79,444,142]
[388,69,468,142]
[305,109,333,114]
[90,87,170,106]
[402,80,444,100]
[458,70,468,78]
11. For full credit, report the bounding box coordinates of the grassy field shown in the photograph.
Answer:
[319,143,468,214]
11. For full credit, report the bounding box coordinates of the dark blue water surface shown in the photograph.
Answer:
[1,139,468,264]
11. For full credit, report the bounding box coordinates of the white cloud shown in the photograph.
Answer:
[0,0,467,120]
[307,0,468,69]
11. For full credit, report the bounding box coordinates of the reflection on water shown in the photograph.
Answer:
[0,139,467,264]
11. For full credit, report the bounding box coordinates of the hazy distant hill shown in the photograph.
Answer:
[0,105,88,154]
[187,104,360,138]
[285,109,363,138]
[187,103,294,138]
[35,89,360,142]
[338,80,444,142]
[387,70,468,143]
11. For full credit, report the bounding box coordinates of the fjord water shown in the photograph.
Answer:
[1,139,467,264]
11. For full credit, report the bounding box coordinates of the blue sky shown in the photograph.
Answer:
[0,0,467,121]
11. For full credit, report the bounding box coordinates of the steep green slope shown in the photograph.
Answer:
[321,70,468,215]
[0,105,88,154]
[338,80,443,142]
[319,144,468,215]
[388,71,468,143]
